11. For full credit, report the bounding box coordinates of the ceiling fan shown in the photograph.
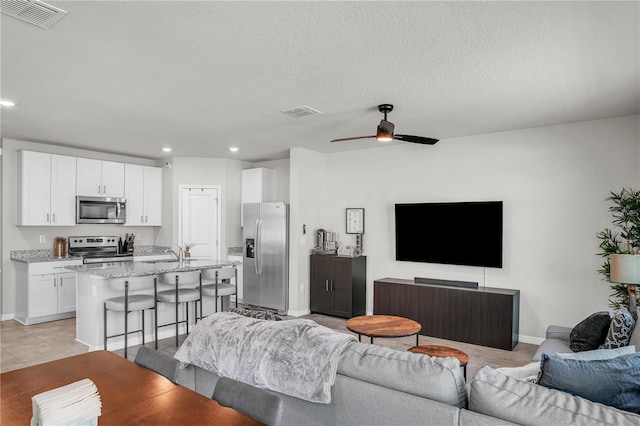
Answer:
[330,104,439,145]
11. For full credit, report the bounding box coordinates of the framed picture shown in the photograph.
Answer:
[346,208,365,234]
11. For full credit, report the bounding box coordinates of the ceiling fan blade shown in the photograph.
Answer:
[330,135,376,143]
[394,134,439,145]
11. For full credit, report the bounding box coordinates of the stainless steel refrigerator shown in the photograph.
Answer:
[243,202,289,313]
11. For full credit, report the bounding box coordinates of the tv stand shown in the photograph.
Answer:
[373,278,519,350]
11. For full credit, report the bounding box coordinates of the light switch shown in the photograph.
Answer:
[39,235,46,243]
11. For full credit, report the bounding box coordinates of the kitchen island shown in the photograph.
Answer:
[68,259,238,350]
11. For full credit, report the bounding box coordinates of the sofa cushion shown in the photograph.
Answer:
[533,336,572,361]
[337,342,467,408]
[569,311,611,352]
[496,362,540,383]
[601,308,636,349]
[469,366,640,425]
[556,345,635,360]
[537,352,640,414]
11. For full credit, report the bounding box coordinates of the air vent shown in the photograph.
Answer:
[1,0,67,29]
[281,105,322,118]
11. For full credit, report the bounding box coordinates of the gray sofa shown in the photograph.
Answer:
[534,320,640,361]
[174,337,640,425]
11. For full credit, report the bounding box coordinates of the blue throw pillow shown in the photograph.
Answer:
[538,352,640,414]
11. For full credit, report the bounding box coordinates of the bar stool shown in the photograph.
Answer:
[200,266,237,317]
[103,275,157,359]
[156,270,201,347]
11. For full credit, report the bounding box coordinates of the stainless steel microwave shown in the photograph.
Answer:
[76,196,126,224]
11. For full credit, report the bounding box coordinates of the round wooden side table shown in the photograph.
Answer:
[346,315,421,346]
[408,344,470,379]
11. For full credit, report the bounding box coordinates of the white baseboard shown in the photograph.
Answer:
[286,309,310,317]
[518,334,544,345]
[1,313,15,321]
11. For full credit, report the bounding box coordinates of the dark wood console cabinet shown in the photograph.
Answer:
[374,278,519,350]
[310,255,366,319]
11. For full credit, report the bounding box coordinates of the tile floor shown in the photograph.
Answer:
[1,313,538,378]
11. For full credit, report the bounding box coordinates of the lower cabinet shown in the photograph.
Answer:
[14,260,82,325]
[310,255,366,319]
[374,278,520,350]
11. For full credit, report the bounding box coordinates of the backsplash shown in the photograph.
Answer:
[227,247,242,255]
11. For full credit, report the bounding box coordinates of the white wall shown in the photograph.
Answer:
[1,139,158,317]
[288,148,327,315]
[289,115,639,340]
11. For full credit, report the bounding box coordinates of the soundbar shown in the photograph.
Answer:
[414,277,479,289]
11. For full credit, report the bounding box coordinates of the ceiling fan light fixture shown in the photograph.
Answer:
[376,120,395,142]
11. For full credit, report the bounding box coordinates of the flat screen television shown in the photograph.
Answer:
[395,201,503,268]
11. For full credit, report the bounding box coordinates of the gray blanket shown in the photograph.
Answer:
[174,312,356,403]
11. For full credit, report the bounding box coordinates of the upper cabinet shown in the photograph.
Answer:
[124,164,163,226]
[76,158,125,198]
[241,168,274,225]
[18,151,76,226]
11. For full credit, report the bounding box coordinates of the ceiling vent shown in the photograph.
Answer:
[281,105,322,118]
[1,0,67,29]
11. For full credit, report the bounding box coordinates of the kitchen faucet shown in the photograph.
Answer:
[164,246,184,263]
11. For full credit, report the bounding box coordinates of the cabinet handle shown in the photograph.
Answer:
[46,213,50,223]
[141,215,144,223]
[53,278,56,288]
[145,215,148,223]
[325,280,329,292]
[98,185,101,194]
[59,277,62,287]
[52,213,56,223]
[103,185,106,194]
[331,280,334,292]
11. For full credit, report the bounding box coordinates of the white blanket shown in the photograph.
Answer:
[174,312,356,403]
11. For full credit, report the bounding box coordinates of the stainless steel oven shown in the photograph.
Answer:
[76,196,126,224]
[68,236,133,263]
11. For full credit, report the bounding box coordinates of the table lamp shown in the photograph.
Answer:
[609,253,640,319]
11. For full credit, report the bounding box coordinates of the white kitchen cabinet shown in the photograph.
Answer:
[241,168,274,225]
[17,151,76,226]
[77,158,125,197]
[124,164,163,226]
[14,259,82,325]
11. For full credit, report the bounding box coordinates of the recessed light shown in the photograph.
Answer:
[229,147,239,152]
[162,147,172,152]
[0,99,16,107]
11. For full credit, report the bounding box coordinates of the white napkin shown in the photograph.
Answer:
[31,378,101,426]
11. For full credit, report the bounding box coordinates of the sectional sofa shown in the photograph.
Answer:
[174,338,640,425]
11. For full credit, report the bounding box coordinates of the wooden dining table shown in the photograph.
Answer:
[0,351,263,425]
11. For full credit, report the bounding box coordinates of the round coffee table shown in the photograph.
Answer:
[346,315,421,345]
[408,345,470,379]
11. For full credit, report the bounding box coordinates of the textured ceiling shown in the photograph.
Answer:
[1,1,638,161]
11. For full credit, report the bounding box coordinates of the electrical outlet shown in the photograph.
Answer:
[300,284,305,293]
[39,235,46,243]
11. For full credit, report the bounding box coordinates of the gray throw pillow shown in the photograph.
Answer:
[538,352,640,414]
[228,307,282,321]
[569,311,611,352]
[601,307,635,349]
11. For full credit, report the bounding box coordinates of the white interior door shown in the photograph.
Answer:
[179,186,220,260]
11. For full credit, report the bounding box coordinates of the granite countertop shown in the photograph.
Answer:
[66,259,240,278]
[133,245,172,256]
[10,250,83,263]
[10,246,172,263]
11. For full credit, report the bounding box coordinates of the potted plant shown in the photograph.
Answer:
[182,242,195,260]
[596,188,640,309]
